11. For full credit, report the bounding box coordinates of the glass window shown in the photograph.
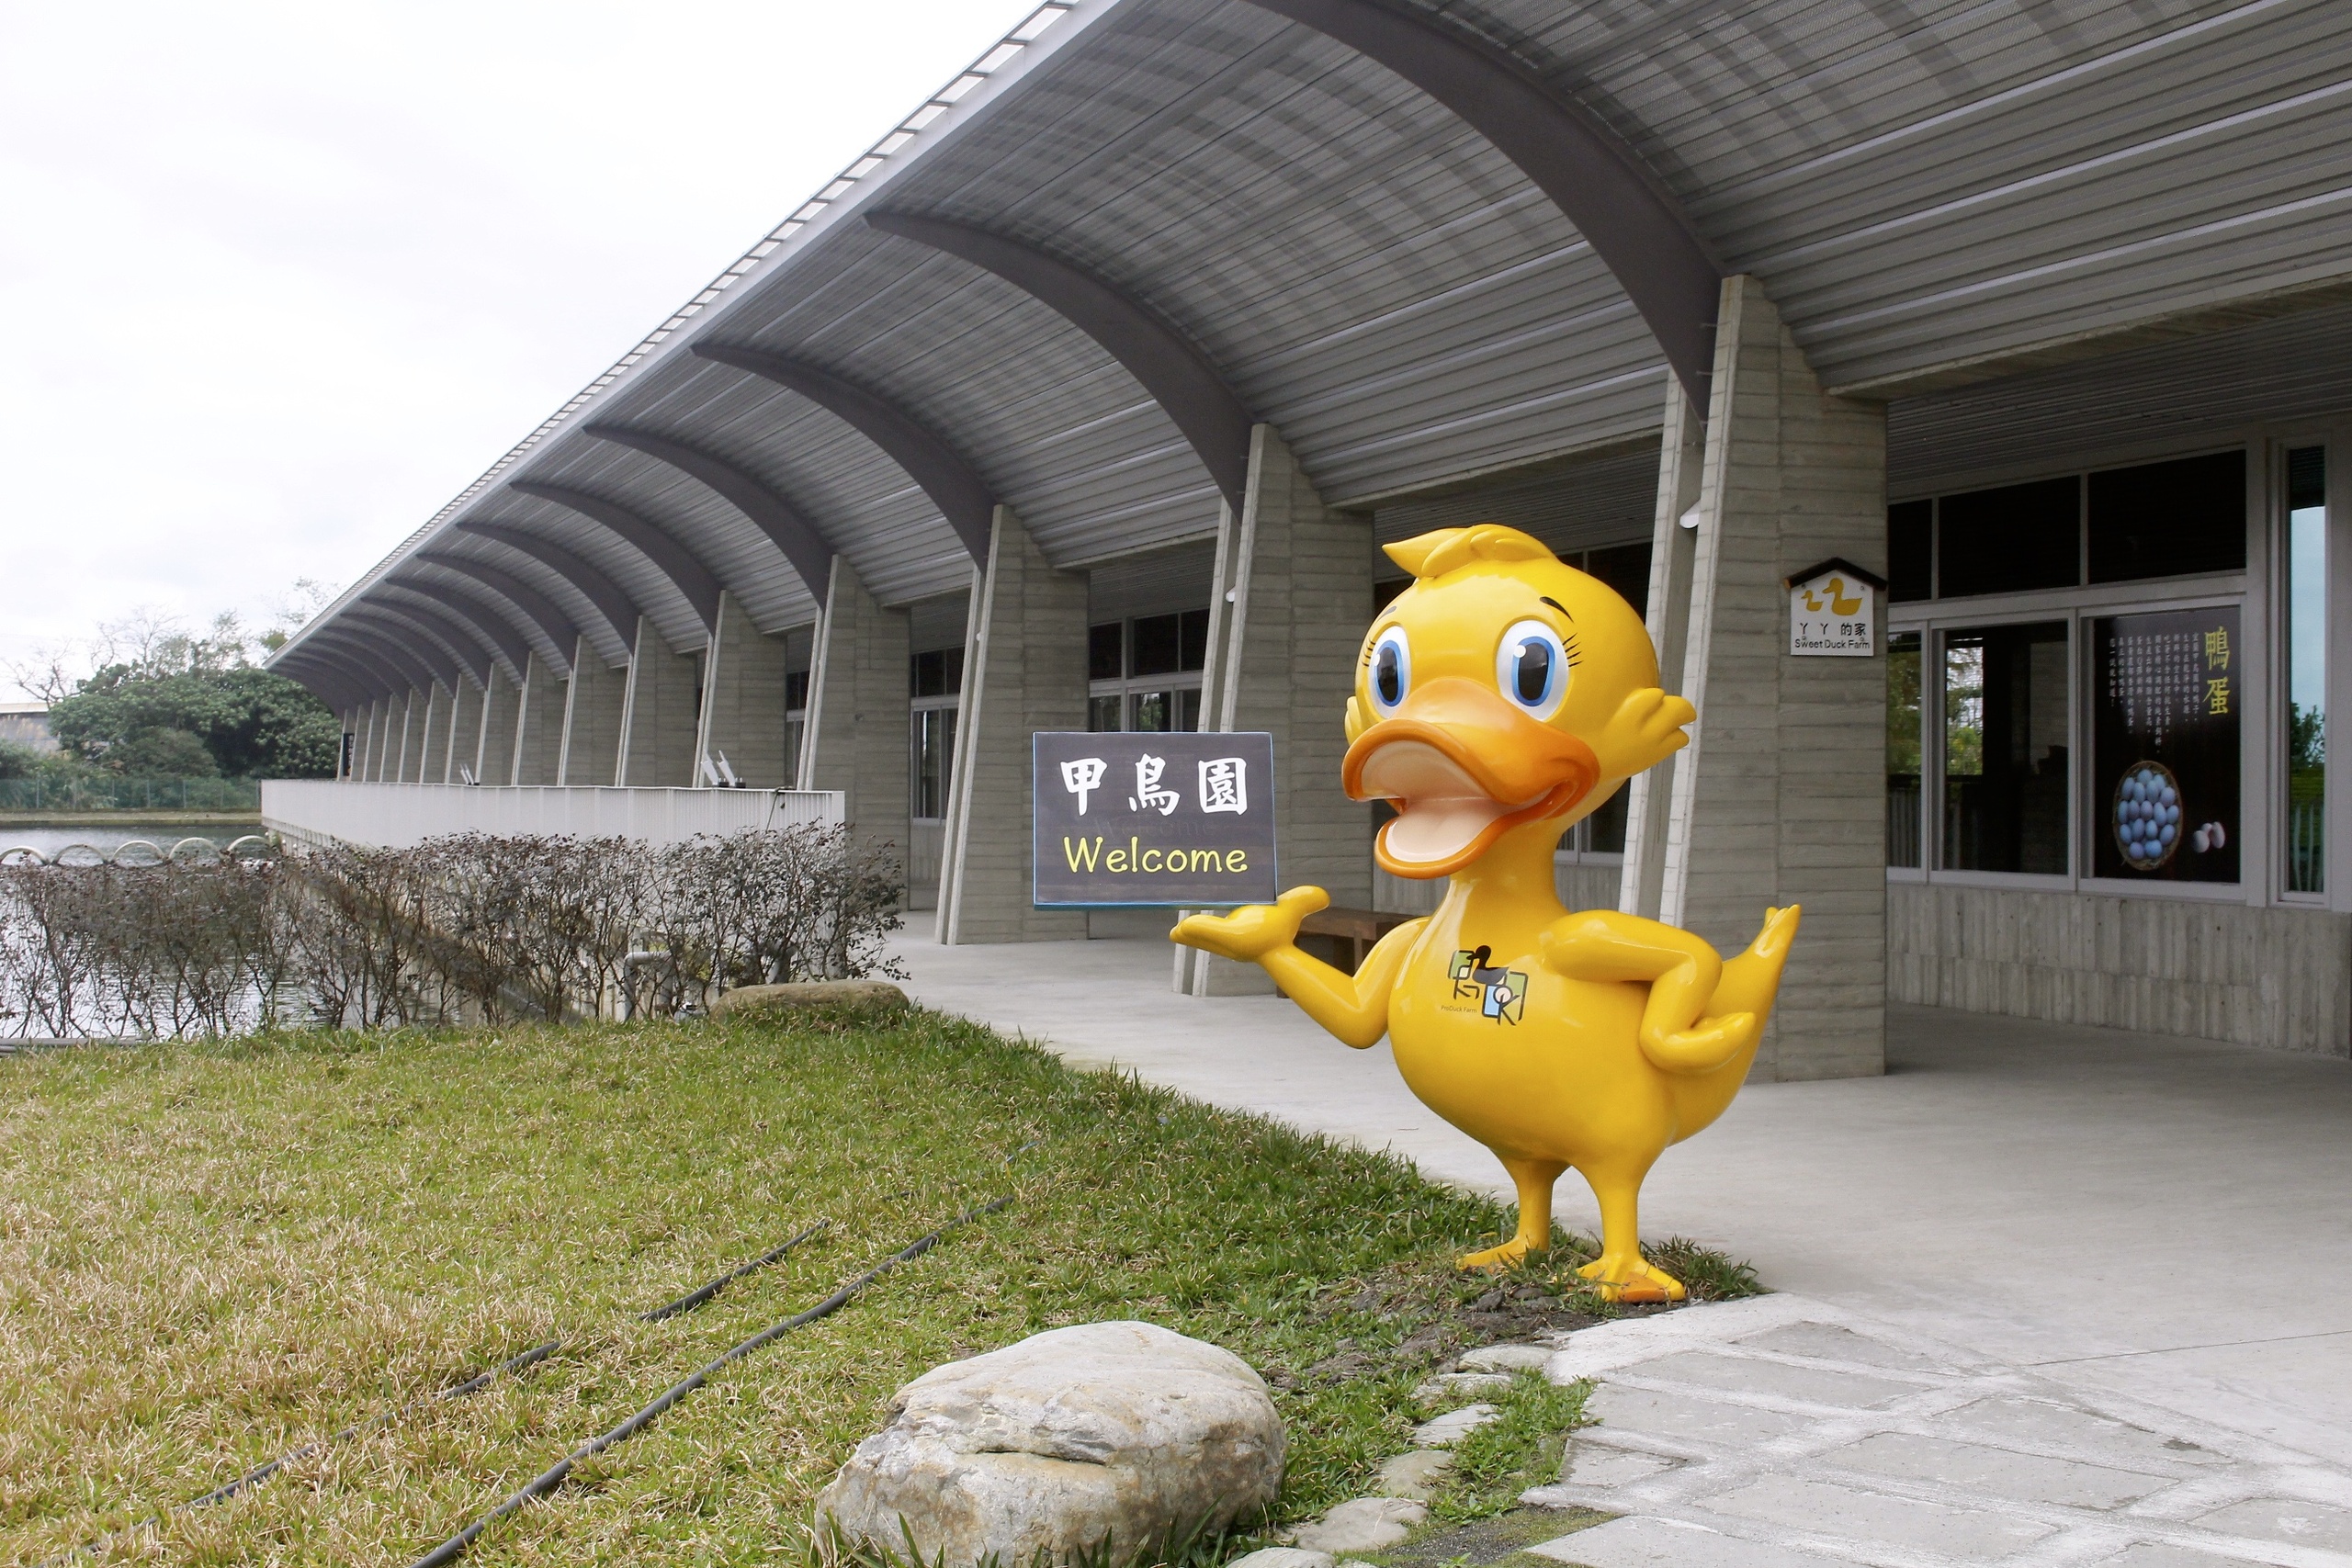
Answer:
[910,707,956,819]
[1130,691,1175,732]
[2287,446,2325,894]
[2088,451,2246,584]
[1938,479,2080,598]
[1088,623,1124,682]
[1887,631,1923,868]
[1941,622,2070,874]
[908,647,963,699]
[1582,787,1630,854]
[1087,694,1123,733]
[1583,542,1654,617]
[2090,607,2240,883]
[1887,502,1932,603]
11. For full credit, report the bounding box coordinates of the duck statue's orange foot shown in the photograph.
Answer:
[1173,525,1800,1304]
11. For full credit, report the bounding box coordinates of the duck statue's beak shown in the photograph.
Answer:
[1342,676,1599,879]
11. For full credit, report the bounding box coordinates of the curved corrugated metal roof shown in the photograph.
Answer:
[275,0,2352,693]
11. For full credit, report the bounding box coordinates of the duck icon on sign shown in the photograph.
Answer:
[1785,557,1885,659]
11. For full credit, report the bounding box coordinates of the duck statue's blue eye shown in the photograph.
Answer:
[1496,619,1567,718]
[1369,627,1410,714]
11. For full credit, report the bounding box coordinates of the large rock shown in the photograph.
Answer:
[818,1321,1284,1567]
[709,979,909,1019]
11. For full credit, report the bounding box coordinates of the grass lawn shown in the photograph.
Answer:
[0,1010,1744,1567]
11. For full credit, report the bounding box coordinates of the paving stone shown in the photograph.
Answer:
[2089,1545,2248,1567]
[1583,1383,1811,1448]
[1412,1403,1498,1448]
[1229,1551,1335,1568]
[2192,1495,2352,1553]
[1291,1497,1426,1553]
[1527,1516,1851,1567]
[1560,1442,1682,1488]
[1371,1450,1454,1500]
[1416,1371,1513,1402]
[1705,1474,2057,1561]
[1944,1396,2222,1470]
[1829,1430,2167,1508]
[1631,1350,1925,1409]
[1736,1322,1943,1372]
[1461,1343,1555,1371]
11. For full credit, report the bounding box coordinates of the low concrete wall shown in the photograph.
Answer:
[1889,883,2352,1056]
[263,781,844,850]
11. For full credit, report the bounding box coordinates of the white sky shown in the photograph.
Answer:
[0,0,1046,697]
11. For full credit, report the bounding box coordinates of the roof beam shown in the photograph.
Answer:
[372,587,520,685]
[311,626,439,697]
[286,641,396,705]
[1236,0,1721,408]
[866,212,1255,509]
[689,344,994,562]
[509,481,724,634]
[277,653,373,710]
[381,578,533,682]
[581,425,834,597]
[452,523,637,655]
[412,550,583,662]
[344,606,470,692]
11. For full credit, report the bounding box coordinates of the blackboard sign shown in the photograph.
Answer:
[2091,607,2240,883]
[1033,731,1278,908]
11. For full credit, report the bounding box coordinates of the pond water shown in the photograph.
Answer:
[0,827,270,863]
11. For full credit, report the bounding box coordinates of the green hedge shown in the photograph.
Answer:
[0,776,262,812]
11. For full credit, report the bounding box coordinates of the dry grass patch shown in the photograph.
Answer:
[0,1013,1537,1566]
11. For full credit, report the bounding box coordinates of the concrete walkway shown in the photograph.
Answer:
[893,935,2352,1563]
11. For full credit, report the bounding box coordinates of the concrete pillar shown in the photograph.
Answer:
[1658,274,1888,1081]
[396,688,427,783]
[356,700,379,781]
[512,652,566,785]
[367,698,391,781]
[445,677,483,784]
[617,617,701,787]
[937,507,1089,943]
[1182,423,1374,995]
[1620,382,1707,921]
[419,681,453,785]
[479,663,521,785]
[695,590,792,787]
[557,637,627,786]
[800,558,910,864]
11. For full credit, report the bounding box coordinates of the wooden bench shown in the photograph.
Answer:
[1296,905,1419,974]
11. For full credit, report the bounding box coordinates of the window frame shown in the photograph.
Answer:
[1086,612,1207,733]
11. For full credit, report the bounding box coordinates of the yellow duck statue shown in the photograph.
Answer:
[1172,523,1799,1303]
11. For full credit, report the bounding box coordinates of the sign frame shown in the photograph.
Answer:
[1031,730,1280,909]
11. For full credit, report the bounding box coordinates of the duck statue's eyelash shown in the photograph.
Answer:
[1561,634,1584,668]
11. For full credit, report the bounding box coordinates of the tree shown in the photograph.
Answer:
[28,597,344,780]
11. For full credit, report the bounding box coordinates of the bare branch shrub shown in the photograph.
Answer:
[0,824,905,1038]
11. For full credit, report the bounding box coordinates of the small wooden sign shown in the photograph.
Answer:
[1032,731,1279,908]
[1785,558,1885,658]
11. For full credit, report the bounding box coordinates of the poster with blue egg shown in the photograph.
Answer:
[2092,607,2239,883]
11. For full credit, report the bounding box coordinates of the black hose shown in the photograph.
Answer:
[406,1196,1012,1568]
[638,1220,828,1322]
[34,1341,557,1568]
[32,1220,830,1567]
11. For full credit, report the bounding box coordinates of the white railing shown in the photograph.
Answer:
[263,781,843,850]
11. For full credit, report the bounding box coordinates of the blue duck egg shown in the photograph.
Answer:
[2160,785,2177,807]
[2159,823,2176,846]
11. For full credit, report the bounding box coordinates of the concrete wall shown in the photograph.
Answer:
[512,653,565,785]
[1890,884,2352,1056]
[1659,275,1890,1082]
[479,665,521,786]
[698,591,791,787]
[617,617,700,788]
[1183,424,1374,993]
[558,638,627,786]
[801,558,910,868]
[446,678,483,784]
[397,689,427,784]
[937,507,1088,942]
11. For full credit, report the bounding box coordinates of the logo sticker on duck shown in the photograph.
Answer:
[1447,946,1526,1024]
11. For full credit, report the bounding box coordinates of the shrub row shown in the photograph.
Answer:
[0,826,904,1040]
